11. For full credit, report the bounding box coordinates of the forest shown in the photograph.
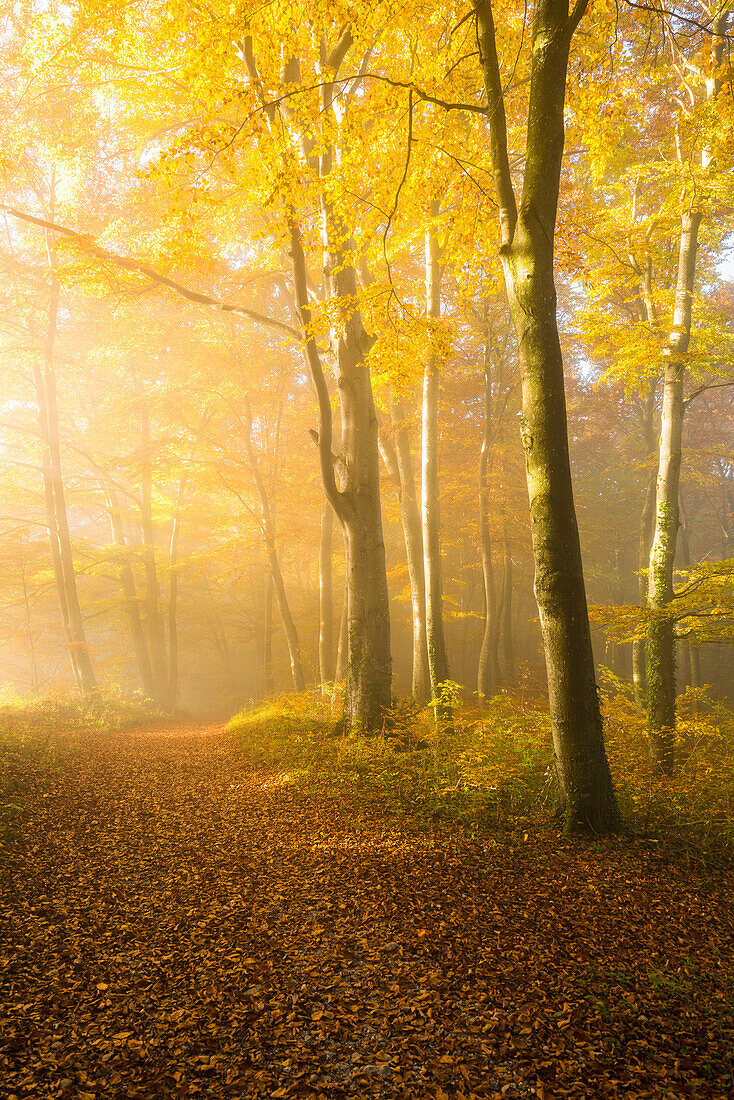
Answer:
[0,0,733,1098]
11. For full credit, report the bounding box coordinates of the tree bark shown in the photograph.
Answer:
[104,480,155,699]
[37,266,97,695]
[633,379,658,708]
[646,210,702,771]
[319,500,334,689]
[478,326,501,700]
[476,0,619,831]
[645,11,726,769]
[422,206,451,724]
[263,571,275,696]
[335,571,348,683]
[243,395,305,693]
[167,472,188,711]
[501,528,515,686]
[288,211,391,727]
[379,388,430,702]
[139,399,169,706]
[18,534,40,693]
[244,31,391,728]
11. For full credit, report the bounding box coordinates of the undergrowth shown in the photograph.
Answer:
[228,680,734,863]
[227,690,554,832]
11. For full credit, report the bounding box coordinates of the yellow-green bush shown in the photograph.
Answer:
[228,684,734,858]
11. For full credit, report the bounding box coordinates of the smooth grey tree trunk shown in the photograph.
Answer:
[243,396,305,693]
[478,328,501,700]
[335,572,348,684]
[422,209,451,725]
[379,388,430,702]
[646,211,702,771]
[645,11,726,769]
[319,500,334,689]
[501,529,515,686]
[633,377,658,708]
[167,472,188,710]
[263,571,275,696]
[139,400,169,706]
[476,0,619,830]
[38,265,97,696]
[103,480,155,698]
[244,30,391,729]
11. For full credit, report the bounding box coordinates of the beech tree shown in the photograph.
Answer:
[466,0,619,829]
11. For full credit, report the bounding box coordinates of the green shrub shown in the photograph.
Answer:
[229,685,734,857]
[227,690,554,829]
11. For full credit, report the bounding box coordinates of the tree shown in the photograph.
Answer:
[473,0,619,829]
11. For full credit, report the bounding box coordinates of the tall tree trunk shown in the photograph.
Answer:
[632,268,660,708]
[335,572,348,684]
[319,500,334,689]
[104,481,155,698]
[263,571,275,696]
[501,529,515,686]
[379,388,430,702]
[478,325,501,700]
[289,213,391,728]
[678,500,701,704]
[645,12,725,769]
[38,266,97,696]
[140,399,168,705]
[422,207,451,725]
[167,473,188,711]
[18,535,39,693]
[476,0,619,830]
[209,615,242,705]
[35,359,77,689]
[243,396,305,693]
[244,32,391,728]
[634,458,658,708]
[646,211,702,771]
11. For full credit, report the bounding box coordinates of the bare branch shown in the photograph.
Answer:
[0,205,301,341]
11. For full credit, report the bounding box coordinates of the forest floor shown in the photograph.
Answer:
[1,724,733,1100]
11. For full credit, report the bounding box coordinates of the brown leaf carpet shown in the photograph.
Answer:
[1,725,733,1099]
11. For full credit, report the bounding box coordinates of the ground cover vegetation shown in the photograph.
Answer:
[1,725,733,1100]
[1,0,734,1094]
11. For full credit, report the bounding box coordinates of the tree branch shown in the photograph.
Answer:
[0,205,300,341]
[475,0,517,247]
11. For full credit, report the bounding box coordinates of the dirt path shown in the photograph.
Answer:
[1,725,733,1099]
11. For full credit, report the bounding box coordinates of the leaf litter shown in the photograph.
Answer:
[1,724,733,1099]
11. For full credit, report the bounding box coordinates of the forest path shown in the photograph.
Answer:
[1,723,733,1100]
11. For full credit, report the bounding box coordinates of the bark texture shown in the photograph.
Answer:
[167,473,188,710]
[644,11,726,769]
[140,400,169,706]
[477,331,501,700]
[476,0,619,831]
[646,211,702,771]
[36,266,96,696]
[422,209,451,723]
[244,30,392,728]
[319,501,335,689]
[379,389,430,702]
[243,396,305,693]
[633,378,659,709]
[501,529,515,686]
[104,481,155,699]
